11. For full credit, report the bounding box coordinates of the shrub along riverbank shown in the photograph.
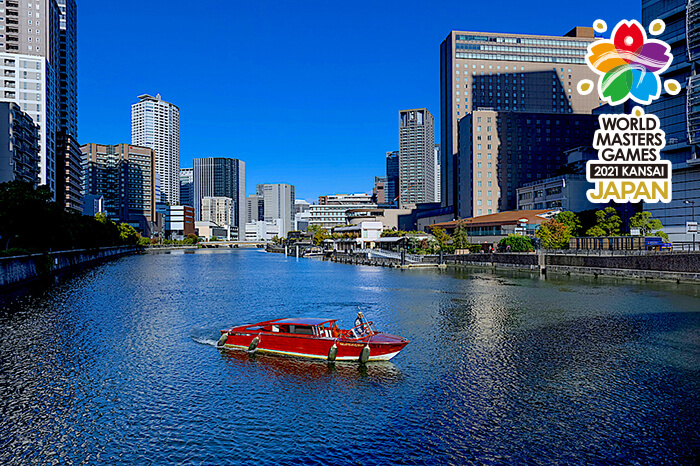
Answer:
[0,181,140,256]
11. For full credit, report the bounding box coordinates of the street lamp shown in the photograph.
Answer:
[684,200,696,251]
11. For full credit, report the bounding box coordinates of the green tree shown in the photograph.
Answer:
[307,225,330,246]
[138,236,151,247]
[118,223,139,245]
[453,221,471,249]
[498,234,534,252]
[428,226,451,250]
[536,218,572,249]
[586,207,621,236]
[629,211,669,241]
[586,225,606,237]
[184,233,199,245]
[555,211,581,237]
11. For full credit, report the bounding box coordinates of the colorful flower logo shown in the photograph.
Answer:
[586,19,673,105]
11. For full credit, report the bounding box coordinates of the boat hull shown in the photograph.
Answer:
[220,331,408,362]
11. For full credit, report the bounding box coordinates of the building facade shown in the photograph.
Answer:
[56,131,81,212]
[132,94,180,205]
[309,203,378,229]
[179,167,193,207]
[245,194,264,224]
[642,0,700,243]
[318,193,374,205]
[192,157,245,239]
[256,183,295,238]
[81,143,156,235]
[0,0,61,198]
[440,28,601,210]
[385,150,399,205]
[55,0,80,212]
[398,108,436,205]
[0,102,40,185]
[434,144,441,203]
[457,109,598,217]
[201,196,233,228]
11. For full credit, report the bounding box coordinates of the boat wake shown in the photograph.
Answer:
[192,336,218,347]
[190,326,223,347]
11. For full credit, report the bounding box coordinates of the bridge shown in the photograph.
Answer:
[199,241,269,248]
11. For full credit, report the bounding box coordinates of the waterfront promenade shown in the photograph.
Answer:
[1,248,698,464]
[323,249,700,283]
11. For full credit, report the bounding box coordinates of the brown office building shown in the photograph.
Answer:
[440,27,602,213]
[81,143,156,235]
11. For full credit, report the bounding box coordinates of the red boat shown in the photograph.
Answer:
[217,317,409,362]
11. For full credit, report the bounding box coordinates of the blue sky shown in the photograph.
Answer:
[78,0,640,201]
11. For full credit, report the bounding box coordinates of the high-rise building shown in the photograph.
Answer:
[398,108,436,205]
[642,0,700,243]
[245,194,264,224]
[0,102,40,185]
[180,167,193,207]
[193,157,245,239]
[386,150,399,205]
[80,143,156,235]
[132,94,180,205]
[440,28,600,210]
[457,110,597,217]
[55,0,81,213]
[56,132,81,212]
[0,0,61,198]
[434,144,441,203]
[256,183,295,238]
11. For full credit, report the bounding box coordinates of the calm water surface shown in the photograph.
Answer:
[1,249,699,465]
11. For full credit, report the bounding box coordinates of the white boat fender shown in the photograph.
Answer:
[217,332,228,347]
[328,344,338,361]
[248,336,260,352]
[359,345,370,363]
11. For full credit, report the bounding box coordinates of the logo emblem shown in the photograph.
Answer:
[577,19,679,105]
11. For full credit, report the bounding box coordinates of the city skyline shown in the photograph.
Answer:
[76,0,639,200]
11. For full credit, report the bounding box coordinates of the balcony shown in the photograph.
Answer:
[4,91,15,98]
[6,36,18,42]
[4,71,15,78]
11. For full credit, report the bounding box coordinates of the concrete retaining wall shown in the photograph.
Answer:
[546,253,700,272]
[0,246,140,288]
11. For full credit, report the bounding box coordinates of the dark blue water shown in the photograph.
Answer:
[1,249,699,465]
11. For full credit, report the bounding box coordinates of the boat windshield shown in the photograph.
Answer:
[350,321,378,339]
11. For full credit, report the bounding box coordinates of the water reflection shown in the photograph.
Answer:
[219,348,404,385]
[0,250,698,465]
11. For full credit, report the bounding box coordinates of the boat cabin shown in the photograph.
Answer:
[243,318,340,338]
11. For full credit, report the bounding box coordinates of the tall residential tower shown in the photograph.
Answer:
[132,94,180,205]
[256,183,295,238]
[398,108,436,205]
[0,0,61,198]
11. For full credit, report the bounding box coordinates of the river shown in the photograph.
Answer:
[1,249,698,464]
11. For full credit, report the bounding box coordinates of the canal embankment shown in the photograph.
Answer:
[325,249,700,283]
[0,246,141,289]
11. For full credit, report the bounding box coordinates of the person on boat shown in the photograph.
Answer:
[354,311,368,337]
[354,311,365,328]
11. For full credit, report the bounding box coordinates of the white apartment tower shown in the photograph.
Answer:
[132,94,180,205]
[201,196,233,228]
[399,108,435,205]
[256,183,295,238]
[0,0,61,197]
